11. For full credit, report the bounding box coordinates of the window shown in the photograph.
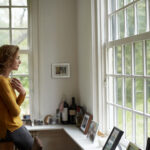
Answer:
[105,0,150,149]
[0,0,31,117]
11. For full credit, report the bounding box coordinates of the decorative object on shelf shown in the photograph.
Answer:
[126,142,141,150]
[87,121,99,142]
[44,114,52,125]
[80,113,92,134]
[146,137,150,150]
[102,127,124,150]
[51,63,70,78]
[34,120,43,126]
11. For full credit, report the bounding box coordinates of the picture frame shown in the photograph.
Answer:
[51,63,70,78]
[146,137,150,150]
[87,121,99,142]
[102,127,124,150]
[126,142,141,150]
[80,113,93,134]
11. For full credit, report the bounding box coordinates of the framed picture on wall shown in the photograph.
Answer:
[80,113,92,134]
[51,63,70,78]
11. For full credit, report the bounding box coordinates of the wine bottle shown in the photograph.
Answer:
[61,101,69,124]
[69,97,77,124]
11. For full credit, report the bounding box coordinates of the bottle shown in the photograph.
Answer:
[76,106,83,127]
[69,97,77,124]
[61,101,69,124]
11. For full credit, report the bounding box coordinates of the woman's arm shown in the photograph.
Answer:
[0,78,21,116]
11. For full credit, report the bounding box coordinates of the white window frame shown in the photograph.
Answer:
[98,0,150,149]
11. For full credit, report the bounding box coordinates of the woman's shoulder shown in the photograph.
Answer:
[0,76,10,83]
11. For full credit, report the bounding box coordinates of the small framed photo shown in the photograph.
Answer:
[87,121,99,142]
[146,137,150,150]
[103,127,124,150]
[80,113,92,134]
[127,142,141,150]
[51,63,70,78]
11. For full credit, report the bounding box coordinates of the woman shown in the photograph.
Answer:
[0,45,33,150]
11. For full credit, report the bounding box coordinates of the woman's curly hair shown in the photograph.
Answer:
[0,45,19,74]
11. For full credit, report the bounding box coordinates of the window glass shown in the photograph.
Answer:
[20,98,29,117]
[107,105,114,130]
[11,0,27,6]
[117,108,123,129]
[146,79,150,114]
[126,111,132,141]
[118,0,124,9]
[110,15,117,41]
[12,8,28,28]
[135,42,143,75]
[126,0,133,5]
[125,44,132,74]
[107,48,114,74]
[148,119,150,137]
[115,46,122,74]
[146,40,150,75]
[0,0,9,6]
[107,77,114,103]
[125,78,132,108]
[117,10,124,39]
[0,30,9,46]
[136,114,143,146]
[116,78,122,105]
[12,30,28,49]
[137,0,146,34]
[135,79,144,112]
[0,8,9,28]
[127,6,134,36]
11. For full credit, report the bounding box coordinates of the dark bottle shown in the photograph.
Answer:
[61,101,69,124]
[69,97,77,124]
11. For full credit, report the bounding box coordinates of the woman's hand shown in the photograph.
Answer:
[11,78,26,95]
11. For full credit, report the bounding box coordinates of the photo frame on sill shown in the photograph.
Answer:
[80,113,92,134]
[51,63,70,78]
[126,142,141,150]
[102,127,124,150]
[146,137,150,150]
[87,120,99,142]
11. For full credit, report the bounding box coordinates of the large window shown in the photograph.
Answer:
[0,0,31,117]
[105,0,150,149]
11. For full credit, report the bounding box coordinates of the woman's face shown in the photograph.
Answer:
[10,51,21,71]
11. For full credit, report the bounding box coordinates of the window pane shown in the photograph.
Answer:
[117,108,123,129]
[135,79,144,112]
[13,54,29,75]
[0,30,9,46]
[107,48,114,74]
[146,40,150,75]
[107,77,114,103]
[125,44,132,74]
[12,8,28,28]
[20,97,30,118]
[0,0,9,6]
[12,0,27,6]
[110,15,116,41]
[136,114,143,146]
[126,0,133,5]
[12,30,28,49]
[115,46,122,74]
[148,119,150,137]
[135,42,143,75]
[146,79,150,114]
[125,78,132,108]
[118,0,124,9]
[137,0,146,34]
[127,6,134,36]
[117,10,124,39]
[107,105,114,130]
[0,8,9,28]
[126,111,132,141]
[116,78,122,105]
[111,0,116,12]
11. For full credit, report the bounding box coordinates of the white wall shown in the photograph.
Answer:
[77,0,93,114]
[33,0,78,119]
[32,0,94,119]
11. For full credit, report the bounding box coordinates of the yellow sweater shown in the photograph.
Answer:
[0,76,25,138]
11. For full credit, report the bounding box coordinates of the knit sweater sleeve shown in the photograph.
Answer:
[0,78,21,117]
[16,93,26,106]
